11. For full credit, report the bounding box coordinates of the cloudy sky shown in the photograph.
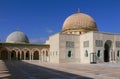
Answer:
[0,0,120,43]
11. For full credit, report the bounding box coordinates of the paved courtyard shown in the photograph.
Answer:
[0,60,120,79]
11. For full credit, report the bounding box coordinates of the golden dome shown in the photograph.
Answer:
[62,11,98,34]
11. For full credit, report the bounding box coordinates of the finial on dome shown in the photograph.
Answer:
[78,8,80,13]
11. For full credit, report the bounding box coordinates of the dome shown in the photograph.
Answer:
[62,10,98,34]
[6,31,29,43]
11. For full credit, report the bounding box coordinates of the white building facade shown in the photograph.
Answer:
[46,10,120,64]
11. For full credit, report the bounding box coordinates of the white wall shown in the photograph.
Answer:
[59,33,80,63]
[93,32,120,63]
[80,32,94,64]
[48,33,60,63]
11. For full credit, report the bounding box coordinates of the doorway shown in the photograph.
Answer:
[104,40,112,62]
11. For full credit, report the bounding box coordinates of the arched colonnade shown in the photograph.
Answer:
[0,47,49,62]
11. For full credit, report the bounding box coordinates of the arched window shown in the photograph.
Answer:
[68,51,72,57]
[97,50,100,57]
[117,50,119,57]
[85,50,88,57]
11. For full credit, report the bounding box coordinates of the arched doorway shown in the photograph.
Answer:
[33,51,39,60]
[26,51,30,60]
[104,40,112,62]
[11,50,16,60]
[0,50,9,60]
[18,52,20,60]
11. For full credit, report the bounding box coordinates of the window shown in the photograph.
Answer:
[68,51,72,57]
[66,41,74,48]
[95,40,103,47]
[97,50,100,57]
[116,41,120,48]
[117,50,119,57]
[85,50,88,57]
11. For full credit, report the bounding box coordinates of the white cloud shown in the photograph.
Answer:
[29,38,47,44]
[47,29,53,33]
[46,27,54,34]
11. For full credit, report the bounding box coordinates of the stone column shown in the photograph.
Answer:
[39,52,41,61]
[114,51,116,61]
[109,50,112,62]
[31,52,33,60]
[20,52,21,60]
[16,51,18,60]
[42,53,43,62]
[30,52,31,61]
[24,52,26,60]
[8,52,11,60]
[0,51,1,59]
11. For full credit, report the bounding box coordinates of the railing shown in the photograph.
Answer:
[95,55,104,63]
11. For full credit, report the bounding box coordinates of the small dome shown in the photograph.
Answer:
[6,31,29,43]
[62,11,98,34]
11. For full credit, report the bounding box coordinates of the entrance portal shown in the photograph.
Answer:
[104,40,112,62]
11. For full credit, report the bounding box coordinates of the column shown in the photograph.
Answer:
[114,51,116,61]
[20,52,21,60]
[16,51,18,60]
[30,52,31,61]
[8,52,11,60]
[31,52,33,60]
[0,52,1,59]
[42,53,43,62]
[24,52,26,60]
[39,52,41,61]
[109,50,112,62]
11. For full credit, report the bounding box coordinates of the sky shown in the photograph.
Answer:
[0,0,120,43]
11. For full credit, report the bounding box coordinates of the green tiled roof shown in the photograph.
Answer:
[0,42,49,47]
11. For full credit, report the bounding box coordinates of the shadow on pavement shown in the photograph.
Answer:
[1,60,94,79]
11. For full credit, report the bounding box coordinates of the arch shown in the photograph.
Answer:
[117,50,119,57]
[26,51,30,60]
[18,52,20,60]
[41,48,49,62]
[31,48,40,60]
[0,47,9,60]
[11,50,16,60]
[33,51,39,60]
[41,48,49,56]
[22,48,30,60]
[12,47,21,52]
[11,47,21,60]
[31,48,40,52]
[104,40,112,62]
[22,48,30,52]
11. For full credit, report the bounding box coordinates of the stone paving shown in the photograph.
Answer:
[0,60,120,79]
[0,60,11,79]
[24,61,120,79]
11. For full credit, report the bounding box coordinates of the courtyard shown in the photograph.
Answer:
[0,60,120,79]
